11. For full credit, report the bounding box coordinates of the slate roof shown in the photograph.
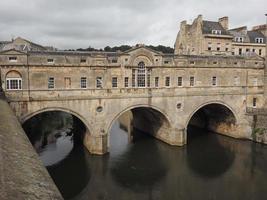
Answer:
[202,20,230,35]
[247,31,266,43]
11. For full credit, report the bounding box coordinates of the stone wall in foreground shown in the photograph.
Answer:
[0,95,63,200]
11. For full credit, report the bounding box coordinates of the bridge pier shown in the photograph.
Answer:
[83,133,108,155]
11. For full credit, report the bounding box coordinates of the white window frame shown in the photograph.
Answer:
[212,76,217,86]
[48,77,55,89]
[47,58,54,64]
[255,38,264,43]
[189,76,195,87]
[177,77,183,87]
[212,30,221,35]
[112,77,118,88]
[155,77,159,88]
[124,77,129,88]
[8,57,17,62]
[165,76,171,87]
[80,77,87,89]
[6,78,22,90]
[96,77,102,89]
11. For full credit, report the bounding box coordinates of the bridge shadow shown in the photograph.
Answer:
[186,126,235,178]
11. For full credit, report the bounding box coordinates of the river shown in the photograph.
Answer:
[23,111,267,200]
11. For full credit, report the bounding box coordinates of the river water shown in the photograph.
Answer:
[23,112,267,200]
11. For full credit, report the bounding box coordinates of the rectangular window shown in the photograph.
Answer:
[64,77,71,89]
[124,77,129,88]
[208,43,212,51]
[165,77,170,87]
[112,77,118,88]
[259,49,262,56]
[190,76,195,86]
[147,69,151,87]
[155,77,159,88]
[225,48,228,51]
[177,77,183,87]
[80,58,86,63]
[212,76,217,86]
[255,38,264,43]
[80,77,87,88]
[6,78,22,90]
[253,98,257,107]
[246,48,250,52]
[96,77,102,89]
[47,58,54,63]
[8,57,17,62]
[239,48,242,55]
[48,77,55,89]
[217,47,220,51]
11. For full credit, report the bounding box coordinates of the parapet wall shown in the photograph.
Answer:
[0,95,63,200]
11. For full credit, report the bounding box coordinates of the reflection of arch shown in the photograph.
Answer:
[185,101,237,129]
[22,107,92,135]
[107,104,172,137]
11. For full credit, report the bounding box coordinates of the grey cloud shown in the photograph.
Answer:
[0,0,266,49]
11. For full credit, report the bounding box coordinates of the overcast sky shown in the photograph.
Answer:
[0,0,266,49]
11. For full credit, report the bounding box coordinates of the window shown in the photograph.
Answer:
[177,103,182,109]
[234,76,240,86]
[125,58,128,62]
[255,38,264,43]
[189,61,195,65]
[112,77,118,88]
[252,49,255,52]
[111,59,117,63]
[80,58,86,63]
[177,77,183,87]
[147,69,151,87]
[48,77,55,89]
[6,78,22,90]
[124,77,129,88]
[235,37,244,42]
[239,48,242,55]
[212,76,217,86]
[246,48,250,52]
[164,60,170,64]
[212,30,221,35]
[9,57,17,62]
[80,77,87,88]
[225,48,228,51]
[253,98,257,108]
[259,49,262,56]
[190,76,195,86]
[47,58,54,63]
[217,47,220,51]
[155,77,159,88]
[208,43,212,51]
[165,77,170,87]
[64,77,71,89]
[96,77,102,88]
[137,62,146,87]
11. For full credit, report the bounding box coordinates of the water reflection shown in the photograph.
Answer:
[111,129,167,192]
[186,126,235,178]
[23,112,267,200]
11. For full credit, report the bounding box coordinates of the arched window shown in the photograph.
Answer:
[6,71,22,90]
[137,62,146,87]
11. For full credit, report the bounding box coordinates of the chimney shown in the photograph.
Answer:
[219,16,229,30]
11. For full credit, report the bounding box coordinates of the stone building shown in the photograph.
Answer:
[0,44,265,153]
[174,15,266,57]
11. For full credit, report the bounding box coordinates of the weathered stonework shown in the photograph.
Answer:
[0,45,264,154]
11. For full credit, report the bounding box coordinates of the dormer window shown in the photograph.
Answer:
[255,38,264,43]
[9,57,17,62]
[47,58,54,63]
[212,30,221,35]
[235,37,244,42]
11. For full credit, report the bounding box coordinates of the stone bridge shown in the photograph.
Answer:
[0,46,265,154]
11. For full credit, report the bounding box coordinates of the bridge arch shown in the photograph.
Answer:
[185,101,239,142]
[107,104,173,147]
[21,107,92,136]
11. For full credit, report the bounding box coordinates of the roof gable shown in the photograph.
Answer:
[122,46,163,55]
[0,49,27,55]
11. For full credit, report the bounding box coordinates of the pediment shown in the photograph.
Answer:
[0,49,26,55]
[123,46,163,56]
